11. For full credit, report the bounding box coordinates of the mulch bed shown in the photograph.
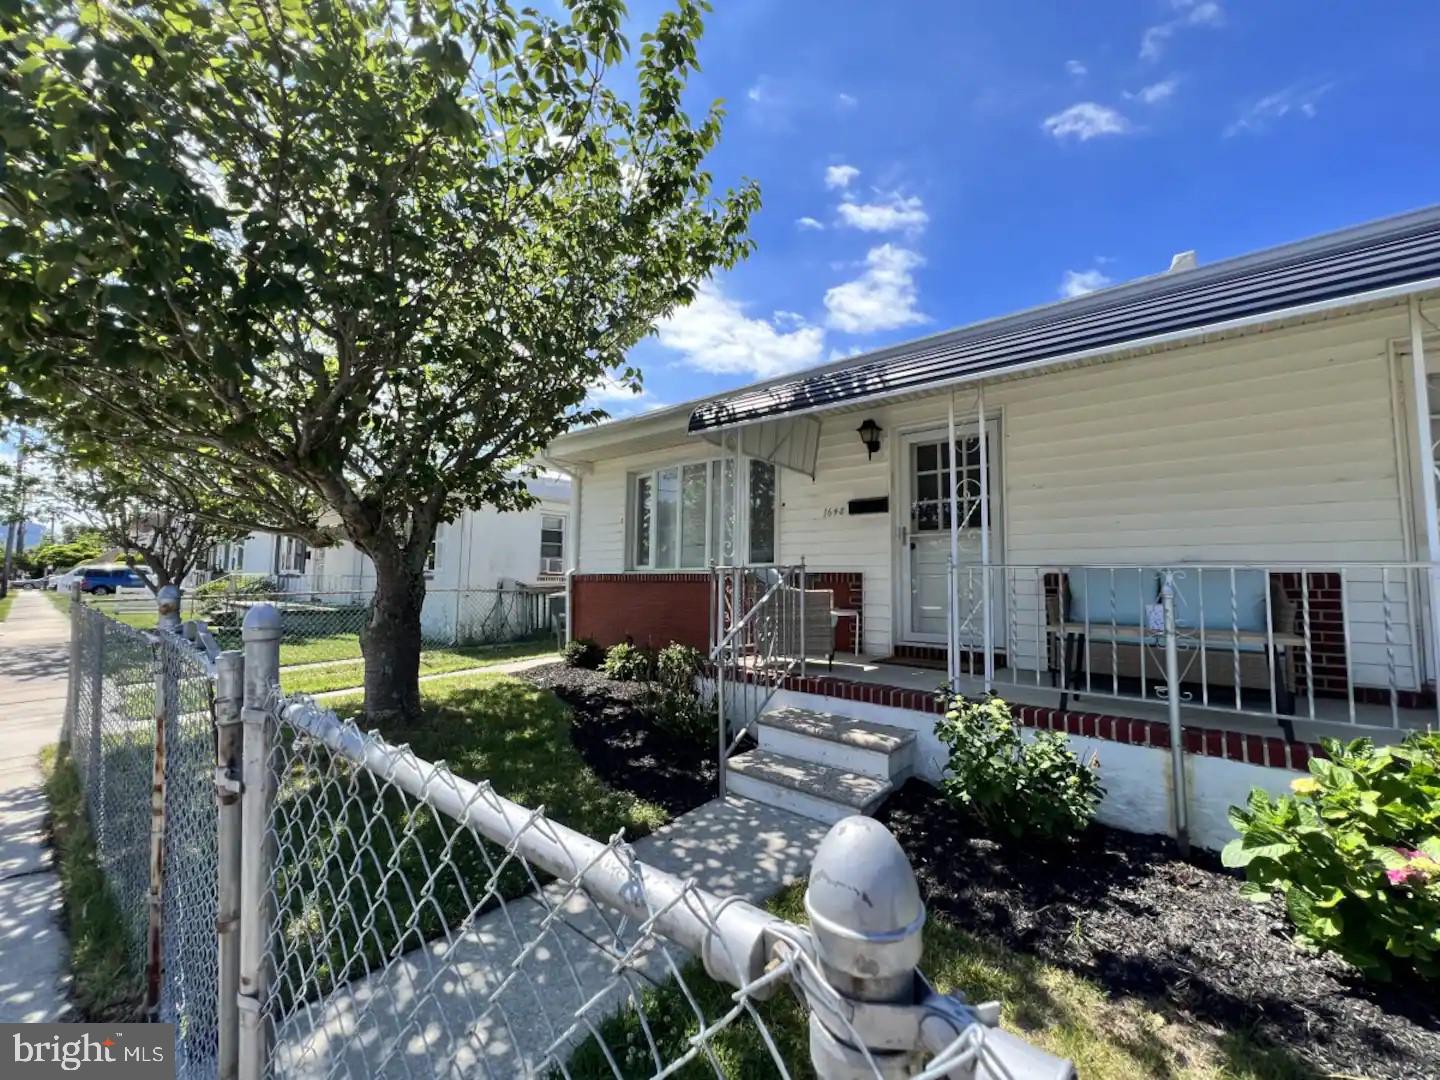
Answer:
[877,779,1440,1080]
[522,663,717,817]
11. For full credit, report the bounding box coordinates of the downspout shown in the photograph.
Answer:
[1406,296,1440,712]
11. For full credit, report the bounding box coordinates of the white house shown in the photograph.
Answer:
[545,206,1440,846]
[206,475,570,640]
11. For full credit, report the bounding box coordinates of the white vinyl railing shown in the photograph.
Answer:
[946,561,1440,733]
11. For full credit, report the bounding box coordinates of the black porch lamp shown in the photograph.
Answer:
[856,418,883,460]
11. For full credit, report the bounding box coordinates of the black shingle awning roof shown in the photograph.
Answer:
[688,206,1440,433]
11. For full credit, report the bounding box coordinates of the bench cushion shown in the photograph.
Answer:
[1068,568,1158,629]
[1171,569,1268,633]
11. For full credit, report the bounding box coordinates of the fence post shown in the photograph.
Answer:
[1161,573,1190,857]
[804,817,1075,1079]
[214,650,245,1080]
[62,583,82,744]
[237,604,281,1080]
[156,584,182,634]
[86,599,105,802]
[143,628,178,1018]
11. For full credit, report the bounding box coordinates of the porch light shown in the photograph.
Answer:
[856,418,883,460]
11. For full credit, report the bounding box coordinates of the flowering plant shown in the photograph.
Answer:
[1224,732,1440,981]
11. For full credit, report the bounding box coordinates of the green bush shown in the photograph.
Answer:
[1223,732,1440,981]
[561,636,604,669]
[934,693,1103,842]
[654,644,705,692]
[194,574,278,598]
[600,642,655,682]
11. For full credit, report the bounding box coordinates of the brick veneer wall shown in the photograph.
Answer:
[571,570,865,654]
[571,573,712,650]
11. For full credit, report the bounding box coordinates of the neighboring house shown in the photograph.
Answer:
[203,474,571,639]
[545,206,1440,846]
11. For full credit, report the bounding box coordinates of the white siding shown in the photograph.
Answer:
[575,306,1421,685]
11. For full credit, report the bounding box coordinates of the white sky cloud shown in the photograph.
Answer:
[585,375,667,418]
[836,192,929,233]
[795,216,825,230]
[1224,81,1332,136]
[825,245,928,334]
[656,282,825,378]
[837,92,858,108]
[1141,0,1224,60]
[1065,59,1088,77]
[1131,77,1179,105]
[1042,102,1132,141]
[824,163,860,190]
[1059,268,1113,298]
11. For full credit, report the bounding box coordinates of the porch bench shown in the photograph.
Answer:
[1049,568,1301,715]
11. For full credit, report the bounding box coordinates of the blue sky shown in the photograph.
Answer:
[591,0,1440,416]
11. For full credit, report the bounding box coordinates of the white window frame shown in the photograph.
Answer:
[628,454,778,570]
[539,513,566,575]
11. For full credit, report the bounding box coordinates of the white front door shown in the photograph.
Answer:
[901,422,1003,644]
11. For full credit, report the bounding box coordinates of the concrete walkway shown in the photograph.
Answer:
[275,795,830,1077]
[0,591,73,1021]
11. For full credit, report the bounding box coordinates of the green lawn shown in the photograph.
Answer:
[280,641,556,695]
[270,672,667,1009]
[0,592,13,621]
[565,882,1314,1080]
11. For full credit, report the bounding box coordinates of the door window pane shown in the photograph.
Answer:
[633,476,652,566]
[655,467,679,568]
[748,460,776,564]
[680,463,708,568]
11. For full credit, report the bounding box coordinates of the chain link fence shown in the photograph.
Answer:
[66,600,223,1077]
[63,598,1070,1079]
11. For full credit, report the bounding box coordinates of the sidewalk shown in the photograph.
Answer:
[0,591,73,1022]
[274,795,830,1077]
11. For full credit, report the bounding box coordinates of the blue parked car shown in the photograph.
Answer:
[78,566,151,595]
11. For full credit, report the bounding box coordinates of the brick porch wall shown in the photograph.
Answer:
[571,571,864,653]
[571,573,712,650]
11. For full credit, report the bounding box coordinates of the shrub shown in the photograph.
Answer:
[561,637,604,669]
[654,644,705,692]
[600,642,655,682]
[1223,732,1440,981]
[194,574,277,598]
[640,644,713,743]
[934,693,1103,842]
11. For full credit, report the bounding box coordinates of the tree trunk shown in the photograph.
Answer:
[361,555,427,725]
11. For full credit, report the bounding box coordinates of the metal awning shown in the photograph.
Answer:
[699,414,822,478]
[689,205,1440,433]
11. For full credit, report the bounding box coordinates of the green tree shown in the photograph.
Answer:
[1,0,756,721]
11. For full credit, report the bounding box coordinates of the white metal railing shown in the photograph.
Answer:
[945,561,1440,734]
[709,563,813,795]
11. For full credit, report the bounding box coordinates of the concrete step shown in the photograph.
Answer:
[757,706,916,780]
[726,749,892,825]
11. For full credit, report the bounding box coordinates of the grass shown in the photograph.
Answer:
[0,591,13,621]
[270,672,667,1008]
[39,745,145,1021]
[280,641,557,695]
[565,882,1315,1080]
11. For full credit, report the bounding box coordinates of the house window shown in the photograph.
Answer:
[426,522,451,575]
[540,514,565,574]
[630,457,775,568]
[277,536,308,575]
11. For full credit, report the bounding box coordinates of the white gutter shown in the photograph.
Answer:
[696,275,1440,433]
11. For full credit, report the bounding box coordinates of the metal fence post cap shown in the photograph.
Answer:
[242,602,283,638]
[804,816,925,984]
